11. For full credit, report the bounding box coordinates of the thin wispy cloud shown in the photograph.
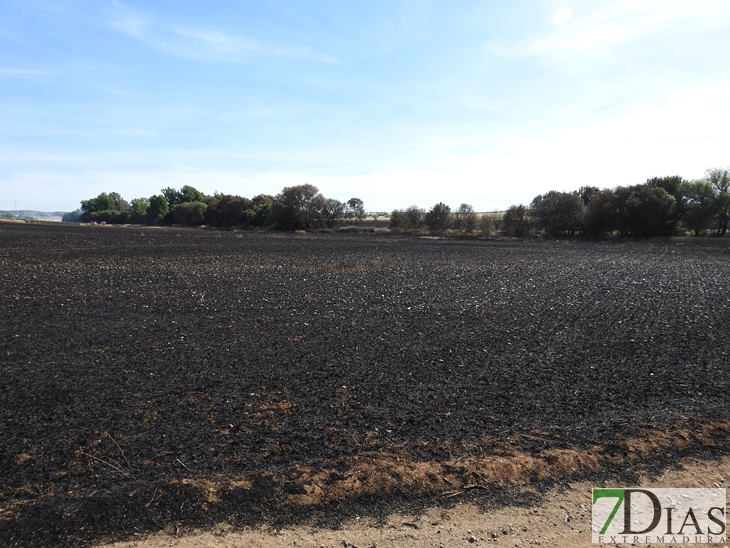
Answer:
[107,1,338,64]
[174,29,262,54]
[107,1,150,38]
[175,28,340,64]
[0,68,55,79]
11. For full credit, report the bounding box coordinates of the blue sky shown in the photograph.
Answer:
[2,0,730,213]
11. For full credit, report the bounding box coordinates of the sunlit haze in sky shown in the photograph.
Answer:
[2,0,730,213]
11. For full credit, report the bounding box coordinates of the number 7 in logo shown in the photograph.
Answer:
[593,489,625,534]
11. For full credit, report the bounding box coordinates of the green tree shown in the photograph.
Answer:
[161,187,182,206]
[585,189,619,237]
[677,180,716,236]
[128,198,149,224]
[530,191,585,236]
[586,184,677,238]
[81,192,117,216]
[479,213,496,236]
[706,167,730,236]
[109,192,130,211]
[389,209,405,228]
[80,192,128,223]
[180,185,205,204]
[453,203,477,234]
[172,201,207,226]
[404,206,425,229]
[621,185,677,237]
[585,185,676,238]
[205,195,254,227]
[85,210,120,223]
[503,204,529,236]
[147,194,169,224]
[240,209,256,225]
[252,194,273,226]
[425,202,451,232]
[162,185,206,206]
[320,198,345,228]
[271,184,323,230]
[647,175,684,198]
[347,198,366,223]
[390,206,424,230]
[578,186,600,206]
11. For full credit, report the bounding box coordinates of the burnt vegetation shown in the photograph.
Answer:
[1,224,729,546]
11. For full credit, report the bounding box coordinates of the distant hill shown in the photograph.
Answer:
[0,210,67,222]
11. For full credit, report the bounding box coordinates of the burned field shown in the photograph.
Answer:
[1,223,729,546]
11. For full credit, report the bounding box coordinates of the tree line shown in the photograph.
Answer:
[390,168,730,238]
[64,184,366,230]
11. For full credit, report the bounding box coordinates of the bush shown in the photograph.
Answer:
[271,184,322,230]
[621,186,677,237]
[170,201,207,226]
[147,195,169,224]
[585,185,677,238]
[676,180,716,236]
[205,195,254,227]
[479,213,496,236]
[425,202,451,232]
[453,204,477,234]
[390,206,425,230]
[503,205,529,236]
[530,191,585,236]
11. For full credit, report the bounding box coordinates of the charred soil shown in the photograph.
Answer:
[1,224,728,546]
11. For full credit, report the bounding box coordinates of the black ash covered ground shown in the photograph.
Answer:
[1,223,729,546]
